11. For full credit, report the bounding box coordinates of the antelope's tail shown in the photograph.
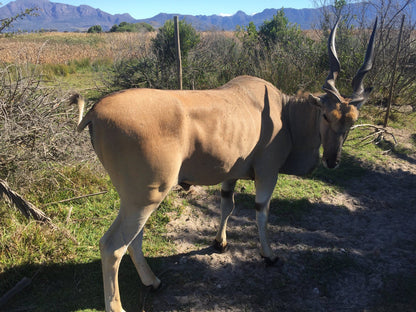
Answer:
[69,93,91,132]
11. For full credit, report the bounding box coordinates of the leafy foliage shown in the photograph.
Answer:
[235,10,323,93]
[110,19,201,90]
[258,9,303,48]
[0,4,416,311]
[87,25,102,33]
[109,22,154,33]
[152,19,200,64]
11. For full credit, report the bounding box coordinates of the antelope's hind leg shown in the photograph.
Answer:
[128,230,161,290]
[100,186,171,312]
[213,179,237,252]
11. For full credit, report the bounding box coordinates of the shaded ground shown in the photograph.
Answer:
[146,130,416,312]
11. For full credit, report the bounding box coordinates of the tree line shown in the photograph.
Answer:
[87,22,154,33]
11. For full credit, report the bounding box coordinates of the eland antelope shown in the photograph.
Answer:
[73,18,377,312]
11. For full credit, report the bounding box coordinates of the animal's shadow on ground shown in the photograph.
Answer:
[1,153,415,311]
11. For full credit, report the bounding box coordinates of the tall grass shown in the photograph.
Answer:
[0,32,154,65]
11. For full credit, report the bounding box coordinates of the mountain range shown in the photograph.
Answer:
[0,0,411,32]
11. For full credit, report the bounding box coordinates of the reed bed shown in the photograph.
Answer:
[0,32,155,64]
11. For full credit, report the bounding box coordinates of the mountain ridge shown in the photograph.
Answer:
[0,0,401,32]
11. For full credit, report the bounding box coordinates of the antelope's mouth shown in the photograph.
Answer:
[322,157,340,169]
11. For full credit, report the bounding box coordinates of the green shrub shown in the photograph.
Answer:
[152,19,200,65]
[109,22,154,33]
[259,9,303,48]
[87,25,102,33]
[151,19,200,88]
[111,56,158,89]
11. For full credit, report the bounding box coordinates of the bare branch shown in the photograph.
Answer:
[0,178,55,227]
[0,8,39,33]
[43,191,108,207]
[350,123,398,145]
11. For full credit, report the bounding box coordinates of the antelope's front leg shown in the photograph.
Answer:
[214,180,237,252]
[255,176,279,264]
[255,200,279,265]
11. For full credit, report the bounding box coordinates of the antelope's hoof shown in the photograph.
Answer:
[212,239,229,253]
[261,255,281,267]
[147,280,163,293]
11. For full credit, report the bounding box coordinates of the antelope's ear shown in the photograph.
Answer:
[308,94,324,108]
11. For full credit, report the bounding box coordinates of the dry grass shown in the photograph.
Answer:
[0,32,155,64]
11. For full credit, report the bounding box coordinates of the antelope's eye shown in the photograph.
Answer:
[323,114,329,122]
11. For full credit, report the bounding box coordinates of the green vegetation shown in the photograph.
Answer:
[87,25,102,33]
[109,22,154,33]
[109,18,201,89]
[152,19,200,65]
[258,9,303,48]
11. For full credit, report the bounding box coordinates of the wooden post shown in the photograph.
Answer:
[174,16,182,90]
[383,14,405,128]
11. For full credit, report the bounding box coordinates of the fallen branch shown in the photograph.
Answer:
[0,269,41,309]
[0,277,32,308]
[349,124,398,145]
[43,190,107,207]
[0,179,55,228]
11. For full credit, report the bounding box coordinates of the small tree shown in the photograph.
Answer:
[87,25,102,33]
[247,9,320,93]
[152,19,200,66]
[152,19,200,88]
[236,21,258,43]
[109,24,118,32]
[258,9,303,48]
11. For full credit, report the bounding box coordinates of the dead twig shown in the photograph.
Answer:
[349,123,398,146]
[43,190,107,207]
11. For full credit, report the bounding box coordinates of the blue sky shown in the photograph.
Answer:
[3,0,315,19]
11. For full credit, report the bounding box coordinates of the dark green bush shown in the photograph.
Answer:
[109,22,154,33]
[87,25,102,33]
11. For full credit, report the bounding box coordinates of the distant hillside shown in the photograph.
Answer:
[1,0,409,32]
[139,8,322,31]
[0,0,137,32]
[0,0,326,32]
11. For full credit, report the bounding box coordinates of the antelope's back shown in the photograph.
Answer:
[87,76,285,184]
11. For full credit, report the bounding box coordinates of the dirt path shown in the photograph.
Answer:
[148,130,416,312]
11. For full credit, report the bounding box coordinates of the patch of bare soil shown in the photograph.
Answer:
[147,129,416,312]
